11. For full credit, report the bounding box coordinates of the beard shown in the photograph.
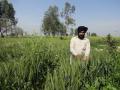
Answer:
[78,35,85,40]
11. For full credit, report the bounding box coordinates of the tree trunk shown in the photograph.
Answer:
[0,27,4,38]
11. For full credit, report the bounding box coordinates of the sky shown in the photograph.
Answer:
[9,0,120,36]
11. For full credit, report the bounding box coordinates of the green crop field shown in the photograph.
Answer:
[0,36,120,90]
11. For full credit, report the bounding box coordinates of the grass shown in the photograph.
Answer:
[0,36,120,90]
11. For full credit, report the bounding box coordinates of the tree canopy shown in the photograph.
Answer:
[0,0,17,37]
[42,5,66,36]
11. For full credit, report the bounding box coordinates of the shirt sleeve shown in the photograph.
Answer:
[70,38,77,56]
[85,39,90,57]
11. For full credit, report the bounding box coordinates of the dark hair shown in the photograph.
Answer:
[77,26,88,33]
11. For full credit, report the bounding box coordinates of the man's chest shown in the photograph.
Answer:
[74,39,87,47]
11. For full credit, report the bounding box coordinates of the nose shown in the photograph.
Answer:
[79,32,84,35]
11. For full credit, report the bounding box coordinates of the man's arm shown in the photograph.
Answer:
[84,39,90,60]
[70,38,77,56]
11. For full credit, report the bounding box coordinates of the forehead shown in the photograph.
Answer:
[79,30,85,33]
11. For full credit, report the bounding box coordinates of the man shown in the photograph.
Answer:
[70,26,90,63]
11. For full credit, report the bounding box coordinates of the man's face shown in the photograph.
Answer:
[78,31,85,39]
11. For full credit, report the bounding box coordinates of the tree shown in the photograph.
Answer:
[61,2,75,35]
[87,32,91,36]
[0,0,16,37]
[0,1,2,16]
[106,34,118,57]
[91,33,97,36]
[58,22,66,36]
[42,5,65,36]
[14,26,24,36]
[70,28,74,36]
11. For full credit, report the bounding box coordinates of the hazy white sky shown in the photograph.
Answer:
[11,0,120,36]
